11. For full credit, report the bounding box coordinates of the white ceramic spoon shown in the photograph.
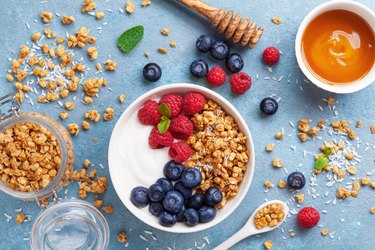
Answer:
[213,200,289,250]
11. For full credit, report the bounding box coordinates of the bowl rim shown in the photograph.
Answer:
[107,83,255,233]
[295,0,375,94]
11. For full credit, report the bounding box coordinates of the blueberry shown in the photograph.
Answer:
[190,59,209,78]
[143,63,162,82]
[149,202,164,217]
[225,53,244,73]
[163,191,184,214]
[210,41,230,60]
[159,211,177,227]
[130,186,149,207]
[181,168,202,188]
[156,178,173,193]
[163,161,184,181]
[176,205,186,222]
[184,208,200,226]
[204,187,223,207]
[187,194,205,209]
[174,181,192,200]
[196,35,214,53]
[287,172,306,189]
[260,97,278,115]
[147,183,166,202]
[198,206,216,223]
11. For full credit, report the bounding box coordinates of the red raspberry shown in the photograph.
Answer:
[159,94,183,117]
[149,127,174,149]
[182,92,205,115]
[137,100,161,125]
[262,47,280,65]
[169,142,192,163]
[206,66,226,86]
[170,114,194,140]
[230,72,252,95]
[297,207,320,229]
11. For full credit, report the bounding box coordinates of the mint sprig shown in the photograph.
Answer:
[157,116,170,134]
[117,25,144,53]
[159,103,171,118]
[315,147,332,170]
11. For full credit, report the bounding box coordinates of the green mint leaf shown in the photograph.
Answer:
[159,103,171,118]
[117,25,144,53]
[315,156,328,170]
[157,116,170,134]
[323,147,332,156]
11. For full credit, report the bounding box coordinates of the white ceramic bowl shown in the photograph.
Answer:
[295,0,375,94]
[108,83,255,233]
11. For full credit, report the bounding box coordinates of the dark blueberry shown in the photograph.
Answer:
[147,183,166,202]
[176,205,186,222]
[260,97,278,115]
[130,186,149,207]
[196,35,214,53]
[174,181,192,200]
[190,59,209,78]
[163,191,184,214]
[287,171,306,189]
[156,178,173,193]
[159,211,177,227]
[184,208,199,226]
[225,53,244,73]
[149,202,164,217]
[143,63,162,82]
[198,206,216,223]
[204,187,223,207]
[181,168,202,188]
[210,41,230,60]
[187,194,205,209]
[163,161,184,181]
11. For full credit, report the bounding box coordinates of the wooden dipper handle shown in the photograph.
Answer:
[176,0,263,48]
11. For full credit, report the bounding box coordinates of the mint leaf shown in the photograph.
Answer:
[117,25,144,53]
[157,116,170,134]
[323,147,332,156]
[159,103,171,118]
[315,156,328,170]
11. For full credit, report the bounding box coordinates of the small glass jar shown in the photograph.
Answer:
[0,93,110,249]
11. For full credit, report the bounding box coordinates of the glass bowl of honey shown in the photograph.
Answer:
[295,0,375,93]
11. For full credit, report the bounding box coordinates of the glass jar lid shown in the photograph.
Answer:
[30,199,110,250]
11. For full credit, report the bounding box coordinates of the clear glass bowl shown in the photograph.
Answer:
[30,199,110,250]
[0,112,74,200]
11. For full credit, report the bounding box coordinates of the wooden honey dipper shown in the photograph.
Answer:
[176,0,263,48]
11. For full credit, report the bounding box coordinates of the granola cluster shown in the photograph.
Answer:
[254,203,285,229]
[0,122,61,192]
[185,100,250,209]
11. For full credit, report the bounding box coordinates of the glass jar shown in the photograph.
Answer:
[0,93,110,250]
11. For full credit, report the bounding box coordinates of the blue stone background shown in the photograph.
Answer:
[0,0,374,249]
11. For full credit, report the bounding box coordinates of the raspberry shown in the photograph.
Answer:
[170,114,194,140]
[169,142,192,163]
[159,94,183,117]
[137,100,161,125]
[262,47,280,65]
[182,92,205,115]
[206,66,226,86]
[230,72,252,95]
[297,207,320,229]
[149,127,174,149]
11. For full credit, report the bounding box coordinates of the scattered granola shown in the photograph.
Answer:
[82,121,91,130]
[321,228,329,236]
[271,16,282,25]
[126,0,135,14]
[82,0,96,13]
[158,47,168,54]
[87,47,98,60]
[102,206,113,214]
[85,110,101,123]
[265,180,273,188]
[93,199,103,208]
[170,41,177,47]
[105,60,117,71]
[356,120,362,128]
[117,231,127,243]
[103,108,114,121]
[70,169,108,198]
[265,144,274,152]
[59,112,69,120]
[371,125,375,134]
[83,159,91,169]
[64,101,75,111]
[15,214,25,224]
[272,157,283,168]
[68,123,79,136]
[327,97,335,105]
[61,16,76,25]
[254,203,285,229]
[141,0,152,7]
[95,12,105,20]
[361,177,371,186]
[275,132,283,139]
[277,180,287,189]
[161,28,170,36]
[264,240,273,250]
[370,207,375,214]
[0,122,61,192]
[31,32,42,42]
[40,11,53,23]
[295,193,304,203]
[119,94,126,103]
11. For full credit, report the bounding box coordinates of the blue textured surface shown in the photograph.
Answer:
[0,0,374,249]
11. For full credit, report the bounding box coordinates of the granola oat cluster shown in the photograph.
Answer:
[0,122,61,192]
[185,100,250,208]
[254,203,285,229]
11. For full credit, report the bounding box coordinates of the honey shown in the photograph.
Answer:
[301,10,375,85]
